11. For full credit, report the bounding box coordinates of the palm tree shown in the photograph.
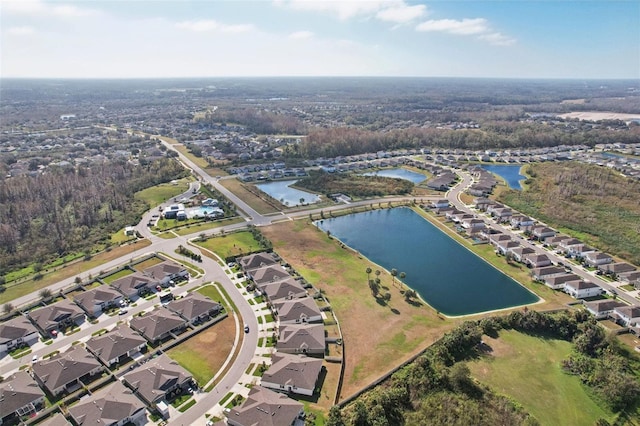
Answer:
[391,268,398,287]
[398,272,406,289]
[375,270,381,280]
[365,267,372,283]
[369,279,380,297]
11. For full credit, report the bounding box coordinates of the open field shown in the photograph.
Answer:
[558,111,640,122]
[194,231,262,260]
[220,179,282,215]
[134,177,192,206]
[261,219,459,400]
[171,143,228,177]
[101,268,134,284]
[0,240,151,304]
[132,256,164,271]
[166,316,235,386]
[172,218,245,236]
[468,329,613,425]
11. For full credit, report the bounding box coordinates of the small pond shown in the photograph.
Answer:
[481,164,526,190]
[362,168,426,184]
[255,180,321,206]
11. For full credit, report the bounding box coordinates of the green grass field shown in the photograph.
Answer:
[194,231,262,260]
[134,178,191,206]
[468,330,613,425]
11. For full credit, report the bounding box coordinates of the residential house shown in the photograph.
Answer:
[544,273,581,290]
[239,252,278,272]
[451,213,474,224]
[613,306,640,327]
[489,233,511,247]
[510,215,535,229]
[129,309,187,344]
[473,198,493,211]
[273,298,323,325]
[277,324,325,356]
[444,209,463,221]
[557,238,583,254]
[564,280,603,299]
[543,235,571,248]
[531,226,556,241]
[28,299,85,336]
[598,262,637,277]
[85,325,147,367]
[74,286,123,318]
[110,272,155,300]
[583,252,613,267]
[261,353,323,397]
[0,371,45,425]
[226,386,304,426]
[123,353,193,406]
[566,244,595,259]
[249,265,291,286]
[618,271,640,286]
[461,217,485,231]
[491,207,513,222]
[68,381,147,426]
[486,203,505,216]
[0,315,39,353]
[36,413,71,426]
[431,199,449,209]
[166,292,222,324]
[32,345,102,396]
[508,246,535,263]
[584,300,627,319]
[496,240,520,256]
[523,253,552,269]
[143,260,188,286]
[259,278,307,302]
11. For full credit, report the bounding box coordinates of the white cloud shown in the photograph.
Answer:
[51,4,99,18]
[175,20,255,33]
[6,26,36,36]
[416,17,516,46]
[0,0,47,15]
[376,4,427,24]
[289,30,314,39]
[1,0,100,18]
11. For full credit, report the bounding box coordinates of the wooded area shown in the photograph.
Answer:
[499,162,640,265]
[0,158,188,277]
[295,170,414,198]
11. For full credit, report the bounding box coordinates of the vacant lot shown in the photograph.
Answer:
[220,179,281,215]
[468,330,613,425]
[261,220,459,400]
[134,178,191,206]
[166,316,235,386]
[194,231,262,260]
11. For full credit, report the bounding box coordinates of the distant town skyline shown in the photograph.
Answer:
[1,0,638,79]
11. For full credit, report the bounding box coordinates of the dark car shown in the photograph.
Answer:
[244,325,250,333]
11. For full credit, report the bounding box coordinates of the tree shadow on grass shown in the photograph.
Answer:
[375,297,388,307]
[390,308,400,315]
[405,299,423,307]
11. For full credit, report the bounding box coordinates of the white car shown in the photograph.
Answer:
[32,354,38,362]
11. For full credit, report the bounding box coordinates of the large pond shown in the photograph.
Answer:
[316,208,539,316]
[481,164,526,190]
[255,180,321,206]
[362,168,426,184]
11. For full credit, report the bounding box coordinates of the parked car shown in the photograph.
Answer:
[119,309,128,315]
[32,354,38,362]
[244,325,250,333]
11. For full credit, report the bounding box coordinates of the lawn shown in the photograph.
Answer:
[197,284,233,312]
[468,329,613,425]
[261,220,458,403]
[132,256,164,272]
[166,316,235,386]
[134,177,192,206]
[100,268,134,284]
[172,217,245,236]
[220,178,281,215]
[194,231,262,260]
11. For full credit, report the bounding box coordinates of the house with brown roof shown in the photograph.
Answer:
[110,272,155,300]
[143,260,188,286]
[563,280,603,299]
[613,306,640,327]
[508,246,535,262]
[496,240,520,255]
[277,324,325,356]
[28,299,85,336]
[0,315,39,353]
[557,238,582,253]
[68,380,147,426]
[488,233,511,247]
[510,215,535,229]
[584,300,627,319]
[273,298,323,325]
[523,253,552,268]
[491,207,513,222]
[123,354,193,406]
[531,226,556,241]
[129,309,187,344]
[566,244,595,260]
[32,345,102,396]
[619,271,640,286]
[543,273,581,290]
[543,235,571,248]
[0,371,45,425]
[36,413,71,426]
[258,277,307,302]
[239,252,278,272]
[261,353,323,397]
[85,325,147,367]
[166,292,222,324]
[74,286,123,318]
[226,386,304,426]
[249,265,291,285]
[531,266,566,281]
[583,251,613,267]
[598,262,637,277]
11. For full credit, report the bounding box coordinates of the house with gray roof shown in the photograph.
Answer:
[32,345,102,396]
[613,306,640,327]
[0,315,39,353]
[583,251,613,267]
[531,266,566,281]
[74,286,123,318]
[584,300,627,319]
[28,299,85,336]
[166,292,222,324]
[85,325,147,367]
[36,413,71,426]
[110,272,155,300]
[544,273,581,290]
[598,262,637,277]
[123,354,193,406]
[249,265,291,285]
[0,371,45,425]
[531,226,556,241]
[129,309,186,344]
[239,252,278,272]
[277,324,325,356]
[142,260,188,286]
[68,380,147,426]
[226,386,304,426]
[261,353,323,397]
[273,298,322,325]
[258,278,307,302]
[523,253,552,268]
[563,280,603,299]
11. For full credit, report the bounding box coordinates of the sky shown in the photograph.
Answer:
[1,0,639,79]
